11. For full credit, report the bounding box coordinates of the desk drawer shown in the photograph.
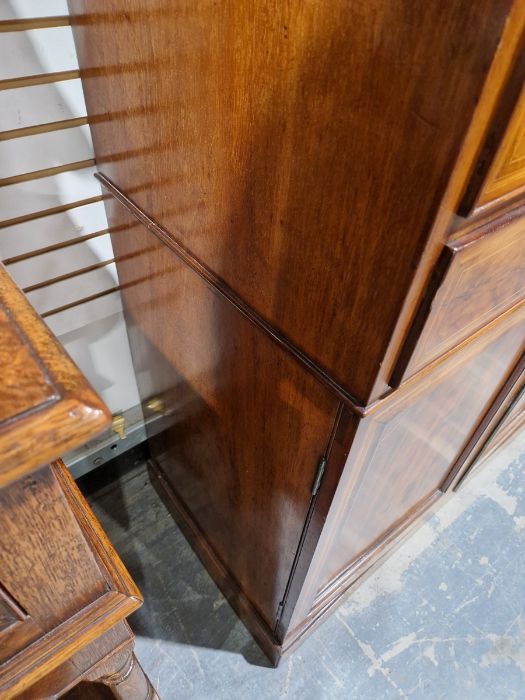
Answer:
[0,465,107,665]
[0,462,141,697]
[391,209,525,385]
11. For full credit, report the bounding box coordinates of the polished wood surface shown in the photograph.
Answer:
[316,305,525,597]
[479,82,525,207]
[475,77,525,211]
[105,194,340,628]
[392,206,525,384]
[0,263,110,487]
[70,0,511,405]
[0,461,144,699]
[0,264,156,695]
[70,0,525,665]
[452,355,525,491]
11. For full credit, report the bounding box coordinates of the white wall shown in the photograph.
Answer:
[0,0,141,416]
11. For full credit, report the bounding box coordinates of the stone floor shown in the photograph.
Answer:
[83,434,525,700]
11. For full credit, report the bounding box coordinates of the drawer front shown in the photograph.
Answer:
[477,83,525,210]
[0,465,107,664]
[0,584,41,665]
[391,211,525,385]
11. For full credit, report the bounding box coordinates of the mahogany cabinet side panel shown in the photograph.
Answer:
[105,196,340,628]
[70,0,511,403]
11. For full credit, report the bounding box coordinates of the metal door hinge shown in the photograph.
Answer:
[311,456,327,496]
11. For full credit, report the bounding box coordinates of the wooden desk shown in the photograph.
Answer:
[0,264,158,699]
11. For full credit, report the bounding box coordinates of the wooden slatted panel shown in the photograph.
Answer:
[0,28,78,80]
[0,126,94,181]
[0,6,140,417]
[0,80,86,133]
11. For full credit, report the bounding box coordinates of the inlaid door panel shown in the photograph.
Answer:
[478,82,525,209]
[105,194,340,628]
[453,356,525,490]
[391,211,525,385]
[316,304,525,596]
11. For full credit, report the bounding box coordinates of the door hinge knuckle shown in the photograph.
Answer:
[311,456,327,496]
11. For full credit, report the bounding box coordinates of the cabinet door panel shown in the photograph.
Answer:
[478,83,525,209]
[392,212,525,384]
[106,196,340,627]
[316,306,525,596]
[454,357,525,489]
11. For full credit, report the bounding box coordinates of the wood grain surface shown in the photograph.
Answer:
[310,303,525,606]
[0,263,110,486]
[0,460,144,699]
[69,0,511,404]
[391,205,525,384]
[105,194,340,629]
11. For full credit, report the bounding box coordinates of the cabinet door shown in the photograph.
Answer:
[391,211,525,385]
[105,194,340,629]
[453,356,525,490]
[313,304,525,604]
[477,83,525,210]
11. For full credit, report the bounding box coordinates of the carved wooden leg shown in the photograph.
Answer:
[86,647,159,700]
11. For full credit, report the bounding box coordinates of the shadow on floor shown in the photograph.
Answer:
[78,447,271,669]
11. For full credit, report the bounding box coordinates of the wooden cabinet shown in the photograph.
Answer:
[70,0,525,665]
[104,198,340,629]
[0,265,158,699]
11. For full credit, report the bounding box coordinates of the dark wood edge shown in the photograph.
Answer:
[456,393,525,490]
[0,592,140,699]
[388,246,454,388]
[147,459,283,667]
[96,171,364,414]
[467,182,525,221]
[51,460,143,601]
[448,197,525,248]
[457,28,525,217]
[281,489,444,656]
